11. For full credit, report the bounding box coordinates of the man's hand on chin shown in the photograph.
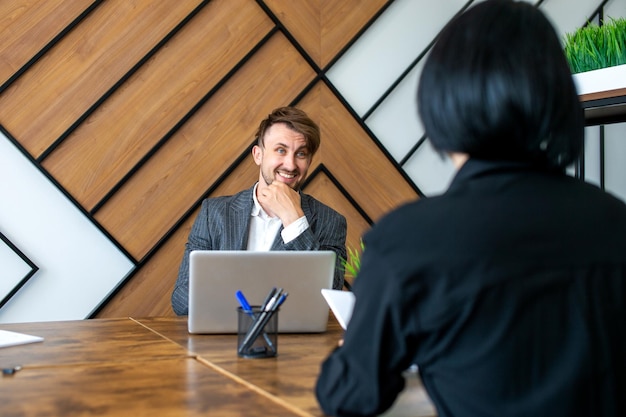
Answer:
[257,182,304,226]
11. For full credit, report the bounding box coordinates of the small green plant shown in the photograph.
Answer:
[341,239,364,279]
[563,17,626,74]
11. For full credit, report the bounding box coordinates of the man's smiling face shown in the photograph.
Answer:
[253,122,312,192]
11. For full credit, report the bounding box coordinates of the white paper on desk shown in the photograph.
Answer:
[321,289,355,330]
[0,330,44,348]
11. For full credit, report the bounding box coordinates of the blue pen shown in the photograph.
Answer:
[275,292,288,308]
[235,290,252,313]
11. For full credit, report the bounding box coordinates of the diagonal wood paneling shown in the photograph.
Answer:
[0,0,96,88]
[0,0,203,157]
[42,0,274,210]
[95,32,317,260]
[303,170,372,263]
[1,0,420,318]
[298,82,419,221]
[263,0,389,68]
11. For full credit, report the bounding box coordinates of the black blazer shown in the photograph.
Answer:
[317,159,626,417]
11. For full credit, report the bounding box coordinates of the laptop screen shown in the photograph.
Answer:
[188,250,336,334]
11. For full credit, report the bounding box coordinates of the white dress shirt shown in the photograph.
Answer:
[246,183,309,251]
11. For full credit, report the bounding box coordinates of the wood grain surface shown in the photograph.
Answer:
[0,317,436,416]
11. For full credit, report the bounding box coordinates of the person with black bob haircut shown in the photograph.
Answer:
[316,1,626,416]
[418,0,584,169]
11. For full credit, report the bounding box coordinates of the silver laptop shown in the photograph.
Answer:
[188,250,336,334]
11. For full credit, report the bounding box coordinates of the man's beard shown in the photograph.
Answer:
[262,170,302,191]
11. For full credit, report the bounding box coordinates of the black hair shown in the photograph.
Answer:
[417,0,584,168]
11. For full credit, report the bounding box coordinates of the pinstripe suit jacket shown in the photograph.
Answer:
[171,185,347,315]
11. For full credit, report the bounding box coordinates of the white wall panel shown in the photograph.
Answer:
[605,0,626,19]
[327,0,470,117]
[367,63,424,162]
[582,126,602,187]
[541,0,599,35]
[0,238,32,301]
[0,132,134,324]
[403,140,456,197]
[604,123,626,202]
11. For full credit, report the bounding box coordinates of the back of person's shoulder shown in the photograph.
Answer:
[565,175,626,215]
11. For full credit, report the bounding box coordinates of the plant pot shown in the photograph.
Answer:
[573,64,626,96]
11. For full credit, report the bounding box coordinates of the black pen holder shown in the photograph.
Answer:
[237,306,278,358]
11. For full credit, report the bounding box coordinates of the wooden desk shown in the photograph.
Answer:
[0,317,436,416]
[0,319,301,416]
[0,318,189,366]
[136,316,436,417]
[135,316,346,416]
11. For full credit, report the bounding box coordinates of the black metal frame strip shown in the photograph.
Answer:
[38,0,213,163]
[399,134,429,167]
[0,1,104,95]
[0,124,137,264]
[91,26,279,214]
[575,135,586,180]
[321,0,396,72]
[303,164,374,226]
[361,0,475,173]
[578,0,626,190]
[599,125,605,190]
[0,231,39,310]
[362,0,475,122]
[585,0,610,26]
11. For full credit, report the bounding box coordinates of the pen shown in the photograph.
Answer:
[235,290,252,313]
[260,287,277,310]
[2,365,22,376]
[275,292,288,309]
[263,288,283,312]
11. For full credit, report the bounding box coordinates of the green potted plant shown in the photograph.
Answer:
[563,17,626,95]
[334,239,364,292]
[341,239,364,282]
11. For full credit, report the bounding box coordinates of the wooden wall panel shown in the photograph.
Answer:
[299,83,419,222]
[0,0,94,87]
[303,173,372,260]
[320,0,390,68]
[0,0,203,157]
[94,212,195,318]
[264,0,389,68]
[0,0,421,318]
[43,0,273,210]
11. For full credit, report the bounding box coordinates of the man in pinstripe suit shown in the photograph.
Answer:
[171,107,347,315]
